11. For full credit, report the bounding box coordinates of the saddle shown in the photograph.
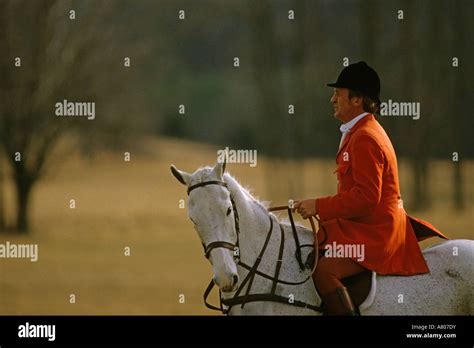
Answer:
[306,250,374,313]
[340,270,373,309]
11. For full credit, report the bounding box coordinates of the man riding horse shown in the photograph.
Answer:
[293,62,447,315]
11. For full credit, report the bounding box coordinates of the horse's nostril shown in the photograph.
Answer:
[233,275,239,286]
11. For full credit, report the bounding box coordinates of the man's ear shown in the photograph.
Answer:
[351,95,363,107]
[170,165,191,186]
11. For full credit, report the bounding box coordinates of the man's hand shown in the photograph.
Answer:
[292,199,317,219]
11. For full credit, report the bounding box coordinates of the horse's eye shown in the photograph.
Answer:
[226,207,232,216]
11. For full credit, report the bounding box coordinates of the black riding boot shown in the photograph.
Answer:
[321,286,359,316]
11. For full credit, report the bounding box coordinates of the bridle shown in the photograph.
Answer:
[187,179,326,314]
[187,180,241,262]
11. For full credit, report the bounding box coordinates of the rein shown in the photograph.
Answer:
[188,179,326,314]
[269,204,318,271]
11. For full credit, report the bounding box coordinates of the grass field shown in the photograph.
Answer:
[0,136,472,314]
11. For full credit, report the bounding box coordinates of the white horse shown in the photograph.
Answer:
[171,162,474,315]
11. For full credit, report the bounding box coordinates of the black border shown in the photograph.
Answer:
[0,315,472,345]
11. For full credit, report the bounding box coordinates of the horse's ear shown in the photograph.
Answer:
[214,158,226,179]
[170,165,191,186]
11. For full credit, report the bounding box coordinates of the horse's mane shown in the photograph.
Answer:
[225,172,312,233]
[223,172,270,211]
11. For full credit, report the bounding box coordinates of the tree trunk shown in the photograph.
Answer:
[13,169,33,233]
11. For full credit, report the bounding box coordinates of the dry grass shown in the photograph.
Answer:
[0,136,472,314]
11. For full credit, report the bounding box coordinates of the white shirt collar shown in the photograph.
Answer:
[340,112,369,134]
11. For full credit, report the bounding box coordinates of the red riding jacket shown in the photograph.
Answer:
[315,114,447,275]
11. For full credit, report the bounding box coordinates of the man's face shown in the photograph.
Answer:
[330,88,362,122]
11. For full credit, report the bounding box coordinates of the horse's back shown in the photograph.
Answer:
[424,239,474,313]
[365,239,474,315]
[422,239,474,280]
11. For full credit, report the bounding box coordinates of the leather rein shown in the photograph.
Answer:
[187,180,325,314]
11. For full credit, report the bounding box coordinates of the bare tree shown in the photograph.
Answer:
[0,0,151,232]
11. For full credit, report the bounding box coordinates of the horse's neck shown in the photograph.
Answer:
[227,181,271,261]
[225,179,322,314]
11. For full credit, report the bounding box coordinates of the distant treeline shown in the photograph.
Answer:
[1,0,472,232]
[155,0,473,160]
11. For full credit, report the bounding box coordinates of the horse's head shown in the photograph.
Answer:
[171,161,239,293]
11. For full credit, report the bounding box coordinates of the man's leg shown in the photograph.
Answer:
[313,256,366,315]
